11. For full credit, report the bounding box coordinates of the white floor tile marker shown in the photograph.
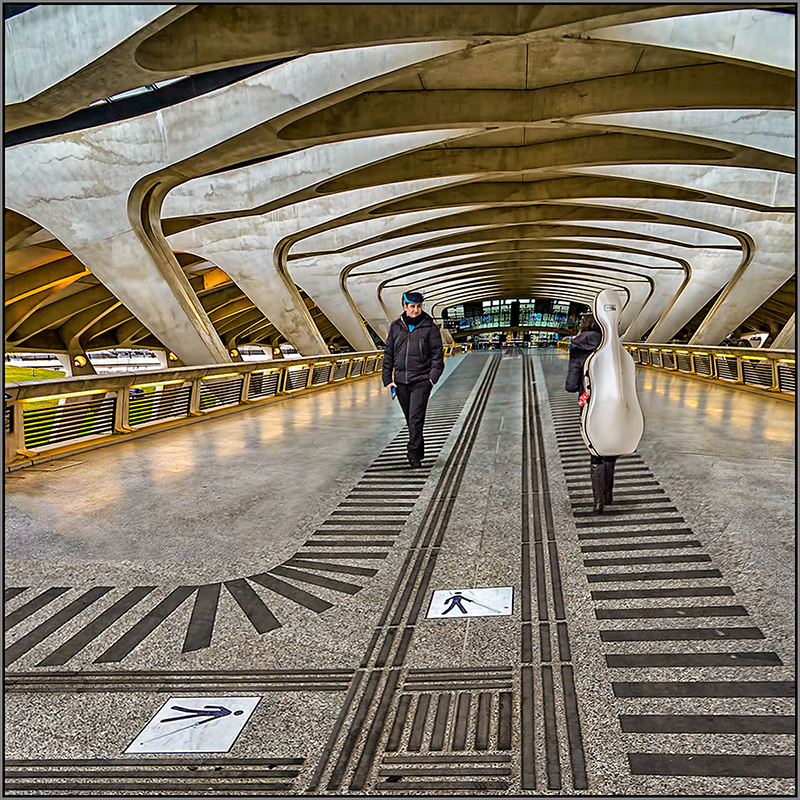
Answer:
[125,696,261,754]
[427,587,513,619]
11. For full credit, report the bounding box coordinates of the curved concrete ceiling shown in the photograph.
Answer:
[3,4,795,374]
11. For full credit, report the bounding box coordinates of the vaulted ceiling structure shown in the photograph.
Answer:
[4,4,796,372]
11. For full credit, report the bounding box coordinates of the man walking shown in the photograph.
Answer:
[383,291,445,468]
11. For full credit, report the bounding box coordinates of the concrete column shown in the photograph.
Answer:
[771,314,795,350]
[6,42,468,365]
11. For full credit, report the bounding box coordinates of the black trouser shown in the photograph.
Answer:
[395,379,432,461]
[590,455,618,466]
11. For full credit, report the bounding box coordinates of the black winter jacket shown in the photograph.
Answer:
[565,330,601,394]
[382,312,445,386]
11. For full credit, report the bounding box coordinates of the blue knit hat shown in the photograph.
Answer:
[403,291,424,304]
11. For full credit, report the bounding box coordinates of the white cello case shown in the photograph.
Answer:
[580,289,645,456]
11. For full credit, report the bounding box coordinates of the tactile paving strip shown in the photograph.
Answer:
[3,358,481,670]
[541,357,795,783]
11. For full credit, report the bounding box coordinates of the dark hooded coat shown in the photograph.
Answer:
[382,311,445,386]
[565,330,602,394]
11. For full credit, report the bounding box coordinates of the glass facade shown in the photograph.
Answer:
[445,298,579,332]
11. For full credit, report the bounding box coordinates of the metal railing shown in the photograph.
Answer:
[4,344,471,468]
[556,341,795,399]
[4,351,380,467]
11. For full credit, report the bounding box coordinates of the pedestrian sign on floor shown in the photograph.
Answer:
[426,587,513,619]
[125,696,261,754]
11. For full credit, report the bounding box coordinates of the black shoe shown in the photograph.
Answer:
[408,456,422,468]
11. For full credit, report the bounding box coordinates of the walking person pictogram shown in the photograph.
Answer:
[161,704,244,725]
[441,592,475,615]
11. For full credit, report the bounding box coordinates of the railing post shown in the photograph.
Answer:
[113,387,133,433]
[188,377,203,415]
[240,372,252,403]
[6,402,36,463]
[770,356,780,392]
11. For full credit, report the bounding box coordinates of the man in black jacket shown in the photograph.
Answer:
[383,291,445,468]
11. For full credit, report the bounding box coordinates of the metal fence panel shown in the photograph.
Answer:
[661,351,675,369]
[311,363,332,386]
[714,355,739,381]
[24,395,116,449]
[284,367,311,391]
[676,352,692,372]
[693,353,712,376]
[200,376,245,410]
[129,384,191,426]
[248,370,280,400]
[777,362,795,394]
[349,358,364,377]
[332,361,350,381]
[741,358,773,389]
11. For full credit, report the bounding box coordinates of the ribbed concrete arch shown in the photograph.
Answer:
[4,5,795,358]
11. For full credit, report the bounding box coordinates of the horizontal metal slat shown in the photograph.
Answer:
[741,359,773,388]
[777,362,795,394]
[129,385,192,425]
[714,355,739,381]
[332,361,350,381]
[675,353,692,372]
[248,371,280,399]
[200,377,244,408]
[311,364,332,386]
[284,368,310,391]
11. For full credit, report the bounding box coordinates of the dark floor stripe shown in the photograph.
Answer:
[6,587,113,666]
[377,767,511,777]
[382,755,512,764]
[475,692,492,751]
[408,694,431,751]
[330,511,410,517]
[292,552,388,559]
[36,586,156,666]
[588,569,721,582]
[182,583,221,653]
[303,540,395,548]
[592,586,734,599]
[452,693,472,750]
[375,780,509,790]
[269,566,361,595]
[429,693,452,750]
[4,588,29,603]
[621,714,795,734]
[574,505,676,518]
[5,782,295,793]
[578,529,694,540]
[541,665,561,790]
[628,753,795,778]
[581,540,701,552]
[5,587,71,630]
[613,681,795,697]
[94,586,197,663]
[597,605,748,619]
[224,579,281,634]
[248,573,332,613]
[601,627,764,641]
[497,692,512,750]
[562,664,588,790]
[311,531,400,537]
[385,695,412,752]
[585,554,710,566]
[285,559,378,577]
[606,651,783,667]
[577,517,686,529]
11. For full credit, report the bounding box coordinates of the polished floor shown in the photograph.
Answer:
[4,350,795,795]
